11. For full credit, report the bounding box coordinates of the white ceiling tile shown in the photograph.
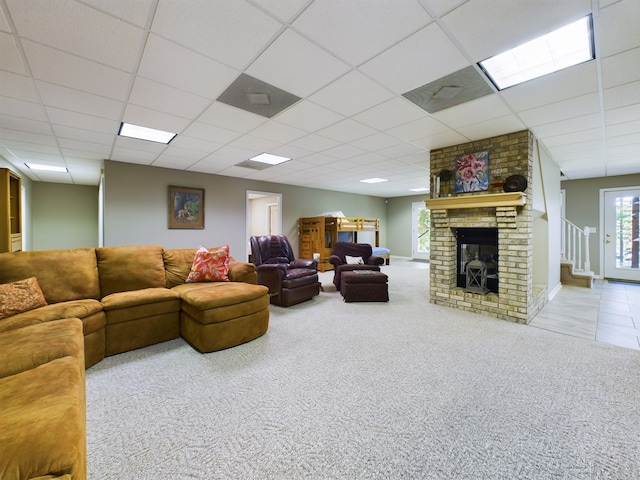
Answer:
[152,155,200,170]
[138,35,240,100]
[251,0,311,22]
[323,144,367,159]
[411,129,469,150]
[289,134,340,152]
[500,62,598,113]
[36,81,123,120]
[22,40,131,100]
[129,77,211,120]
[353,97,427,131]
[386,116,450,143]
[293,0,432,66]
[168,136,224,154]
[360,22,469,94]
[456,115,527,141]
[275,100,344,132]
[433,95,511,128]
[0,114,51,136]
[316,119,378,143]
[606,104,640,126]
[350,133,404,153]
[79,0,154,28]
[0,71,38,103]
[247,29,351,97]
[198,102,267,133]
[57,138,111,155]
[603,81,640,111]
[151,0,283,70]
[601,48,640,89]
[309,71,394,116]
[517,93,601,128]
[0,97,46,121]
[598,0,640,57]
[181,122,242,146]
[60,148,106,161]
[249,121,308,144]
[228,134,280,154]
[532,114,602,138]
[52,125,114,146]
[45,106,119,134]
[0,32,29,75]
[541,128,603,148]
[7,0,144,71]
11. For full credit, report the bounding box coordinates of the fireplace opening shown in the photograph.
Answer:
[456,228,498,294]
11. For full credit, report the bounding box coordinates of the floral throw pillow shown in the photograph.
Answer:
[186,245,230,283]
[0,277,48,320]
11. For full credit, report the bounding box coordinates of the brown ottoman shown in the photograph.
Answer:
[340,270,389,303]
[174,282,270,353]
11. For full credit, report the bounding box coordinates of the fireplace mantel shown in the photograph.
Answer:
[425,192,526,210]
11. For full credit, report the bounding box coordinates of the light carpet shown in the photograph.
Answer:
[86,261,640,479]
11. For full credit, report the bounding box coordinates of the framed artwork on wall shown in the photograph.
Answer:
[168,185,204,229]
[454,151,489,193]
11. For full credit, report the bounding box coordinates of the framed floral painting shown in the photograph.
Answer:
[454,151,489,193]
[168,185,204,229]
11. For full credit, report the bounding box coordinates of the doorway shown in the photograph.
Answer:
[412,202,430,260]
[246,191,282,262]
[602,187,640,282]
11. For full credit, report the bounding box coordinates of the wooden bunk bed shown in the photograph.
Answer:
[299,216,388,272]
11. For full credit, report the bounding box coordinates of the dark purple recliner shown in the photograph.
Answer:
[328,242,385,290]
[250,235,321,307]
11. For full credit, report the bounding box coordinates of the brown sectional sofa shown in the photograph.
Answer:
[0,244,270,369]
[0,245,271,479]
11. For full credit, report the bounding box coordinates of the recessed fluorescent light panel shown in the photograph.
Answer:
[409,187,429,192]
[249,153,291,165]
[118,122,177,144]
[478,15,594,90]
[25,163,68,173]
[360,178,389,184]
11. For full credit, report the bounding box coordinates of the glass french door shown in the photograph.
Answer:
[412,202,430,260]
[603,188,640,281]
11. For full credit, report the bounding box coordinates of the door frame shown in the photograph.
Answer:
[599,186,640,281]
[246,190,282,261]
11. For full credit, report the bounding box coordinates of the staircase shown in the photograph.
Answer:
[561,218,595,288]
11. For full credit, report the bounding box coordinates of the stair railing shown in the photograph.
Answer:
[560,217,594,272]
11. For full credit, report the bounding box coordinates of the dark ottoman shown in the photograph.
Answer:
[340,270,389,303]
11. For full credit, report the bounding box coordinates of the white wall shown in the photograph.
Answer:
[532,140,561,295]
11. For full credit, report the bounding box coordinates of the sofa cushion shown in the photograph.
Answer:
[0,299,104,335]
[0,318,84,379]
[0,277,47,320]
[0,248,101,303]
[186,245,230,283]
[96,245,166,297]
[0,356,85,480]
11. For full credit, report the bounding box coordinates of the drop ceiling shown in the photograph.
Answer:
[0,0,638,198]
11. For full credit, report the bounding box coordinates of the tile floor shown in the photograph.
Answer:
[396,258,640,351]
[530,279,640,350]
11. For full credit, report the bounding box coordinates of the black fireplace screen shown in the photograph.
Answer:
[456,228,498,293]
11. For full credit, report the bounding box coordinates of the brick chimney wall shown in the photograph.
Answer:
[428,130,541,324]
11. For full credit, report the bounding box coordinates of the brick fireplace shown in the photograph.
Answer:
[426,130,546,324]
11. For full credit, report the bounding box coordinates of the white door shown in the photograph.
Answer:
[412,202,430,260]
[603,188,640,281]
